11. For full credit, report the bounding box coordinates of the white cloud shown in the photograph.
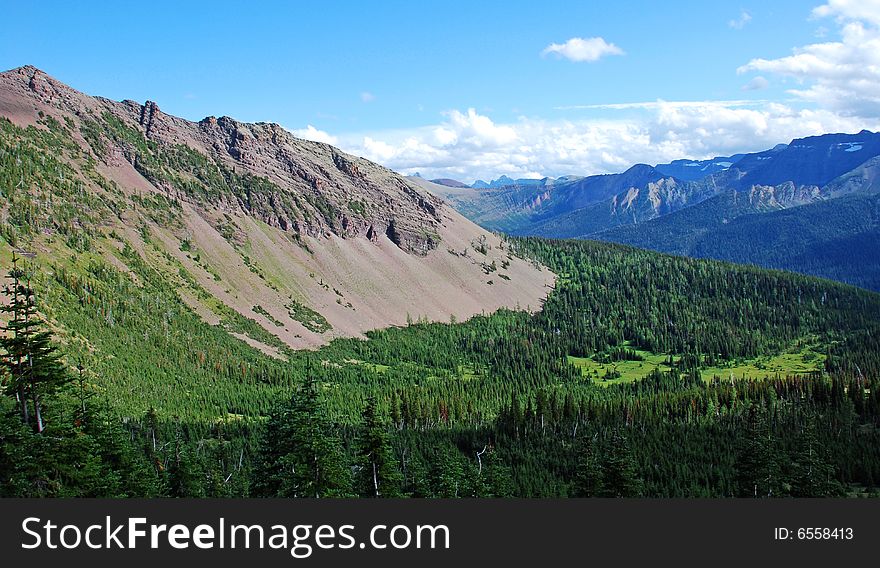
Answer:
[738,2,880,117]
[742,76,769,91]
[729,10,752,29]
[320,103,875,183]
[360,91,375,103]
[443,108,519,148]
[541,37,624,62]
[287,3,880,184]
[289,124,338,145]
[556,99,768,111]
[812,0,880,26]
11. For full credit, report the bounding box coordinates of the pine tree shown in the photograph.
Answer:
[354,398,404,497]
[0,254,70,433]
[734,405,783,497]
[601,430,643,497]
[252,377,352,497]
[573,436,604,497]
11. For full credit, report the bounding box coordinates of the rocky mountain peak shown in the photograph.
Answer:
[0,65,444,255]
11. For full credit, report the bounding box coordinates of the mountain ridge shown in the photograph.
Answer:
[428,129,880,238]
[0,65,554,351]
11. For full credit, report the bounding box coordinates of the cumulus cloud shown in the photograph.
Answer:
[556,100,768,111]
[288,2,880,183]
[742,76,769,91]
[318,103,874,182]
[289,124,338,145]
[541,37,624,62]
[812,0,880,25]
[738,1,880,117]
[360,91,375,103]
[729,10,752,29]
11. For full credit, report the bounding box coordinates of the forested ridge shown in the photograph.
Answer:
[596,192,880,292]
[2,115,880,498]
[2,235,879,497]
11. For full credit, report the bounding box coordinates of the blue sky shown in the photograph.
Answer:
[3,0,880,182]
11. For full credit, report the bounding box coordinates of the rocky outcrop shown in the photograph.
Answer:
[0,65,444,255]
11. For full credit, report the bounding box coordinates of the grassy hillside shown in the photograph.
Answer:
[4,217,880,497]
[3,112,880,498]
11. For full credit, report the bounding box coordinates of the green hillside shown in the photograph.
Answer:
[2,115,880,498]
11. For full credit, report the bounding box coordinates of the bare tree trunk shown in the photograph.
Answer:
[34,394,43,433]
[476,445,488,476]
[17,386,29,426]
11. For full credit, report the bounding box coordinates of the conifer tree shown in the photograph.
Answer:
[0,254,70,432]
[472,444,513,497]
[790,416,844,497]
[430,445,466,498]
[601,430,643,497]
[573,436,604,497]
[252,377,352,497]
[354,398,404,497]
[734,405,783,497]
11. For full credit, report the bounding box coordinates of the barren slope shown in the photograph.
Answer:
[0,65,554,351]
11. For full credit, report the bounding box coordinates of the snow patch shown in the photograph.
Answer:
[837,142,863,152]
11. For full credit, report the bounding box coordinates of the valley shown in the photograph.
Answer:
[1,67,879,499]
[427,132,880,291]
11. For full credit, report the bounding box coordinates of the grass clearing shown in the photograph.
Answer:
[568,348,674,385]
[569,342,826,386]
[699,346,825,381]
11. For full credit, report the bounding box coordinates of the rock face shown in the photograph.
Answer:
[1,65,443,255]
[0,65,555,350]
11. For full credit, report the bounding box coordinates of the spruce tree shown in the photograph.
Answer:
[601,430,643,497]
[0,254,70,433]
[734,405,783,497]
[252,377,352,497]
[573,436,604,497]
[354,398,404,497]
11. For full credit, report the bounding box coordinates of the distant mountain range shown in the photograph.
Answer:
[430,174,583,190]
[424,130,880,291]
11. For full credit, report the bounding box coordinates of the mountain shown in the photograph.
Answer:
[421,175,572,233]
[732,132,880,189]
[589,142,880,291]
[528,134,880,290]
[470,175,564,189]
[0,66,553,352]
[429,129,880,291]
[472,175,514,189]
[596,186,880,291]
[4,67,880,501]
[429,177,469,188]
[654,153,746,181]
[524,132,880,240]
[428,164,718,236]
[436,131,880,239]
